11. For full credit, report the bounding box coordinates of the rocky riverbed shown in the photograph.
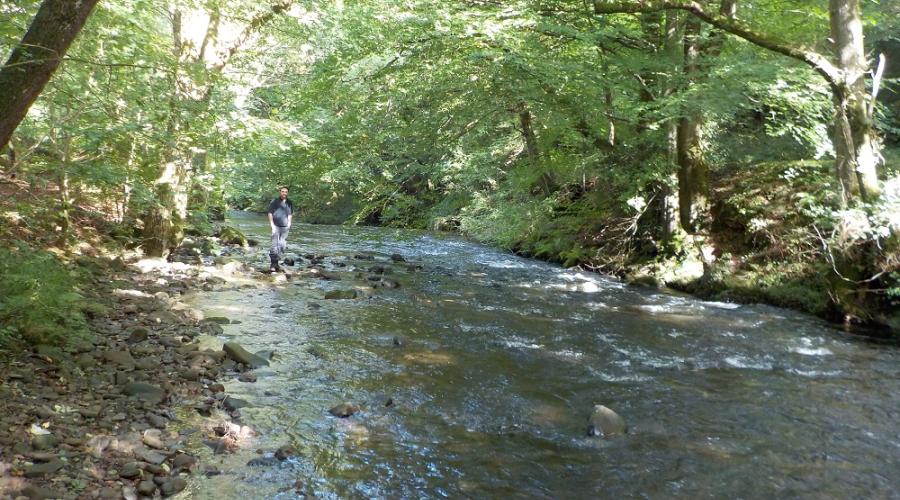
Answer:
[0,247,289,499]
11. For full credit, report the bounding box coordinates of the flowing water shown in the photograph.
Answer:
[182,212,900,499]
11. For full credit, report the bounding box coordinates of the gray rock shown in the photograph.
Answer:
[33,405,55,419]
[79,406,102,419]
[204,316,231,325]
[137,480,157,496]
[587,404,627,437]
[238,372,257,383]
[147,413,168,428]
[179,368,202,381]
[390,253,406,262]
[24,459,64,477]
[172,453,197,471]
[123,382,166,405]
[222,342,269,368]
[21,484,66,499]
[247,456,279,467]
[223,396,250,412]
[136,448,168,465]
[142,429,166,449]
[31,434,59,451]
[127,327,150,343]
[160,477,187,496]
[75,353,96,369]
[104,350,136,368]
[119,462,143,479]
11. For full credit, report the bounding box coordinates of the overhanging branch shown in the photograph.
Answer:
[592,0,842,86]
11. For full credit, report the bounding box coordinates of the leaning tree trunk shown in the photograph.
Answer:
[0,0,100,151]
[830,0,880,205]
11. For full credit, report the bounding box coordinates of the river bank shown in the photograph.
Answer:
[0,246,296,499]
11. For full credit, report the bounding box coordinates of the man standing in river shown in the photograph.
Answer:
[268,186,294,272]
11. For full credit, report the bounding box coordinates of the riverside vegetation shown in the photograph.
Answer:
[0,0,899,497]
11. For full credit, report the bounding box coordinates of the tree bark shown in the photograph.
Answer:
[0,0,100,151]
[676,12,708,233]
[830,0,880,204]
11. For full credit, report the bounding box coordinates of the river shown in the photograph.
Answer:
[181,211,900,498]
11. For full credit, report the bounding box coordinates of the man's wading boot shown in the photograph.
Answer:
[269,254,280,273]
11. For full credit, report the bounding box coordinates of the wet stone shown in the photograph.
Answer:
[24,459,64,477]
[123,382,166,405]
[31,434,60,451]
[587,404,627,438]
[138,480,157,496]
[142,429,166,449]
[329,403,360,418]
[223,396,250,412]
[127,327,150,343]
[120,462,143,479]
[79,406,102,419]
[137,448,168,465]
[223,342,269,368]
[104,350,137,368]
[21,485,66,500]
[247,456,280,467]
[172,453,197,470]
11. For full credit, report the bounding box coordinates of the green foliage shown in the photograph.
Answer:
[0,243,91,346]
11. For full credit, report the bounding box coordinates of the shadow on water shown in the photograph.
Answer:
[181,211,900,499]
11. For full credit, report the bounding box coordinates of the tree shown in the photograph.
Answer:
[592,0,883,205]
[0,0,100,152]
[141,0,294,256]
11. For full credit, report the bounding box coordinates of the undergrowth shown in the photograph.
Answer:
[0,242,91,347]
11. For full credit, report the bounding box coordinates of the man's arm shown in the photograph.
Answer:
[268,212,275,231]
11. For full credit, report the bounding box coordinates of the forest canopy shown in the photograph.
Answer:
[1,0,899,329]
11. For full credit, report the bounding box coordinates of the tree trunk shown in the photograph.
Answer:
[830,0,880,204]
[141,2,293,256]
[0,0,100,151]
[676,13,708,233]
[519,103,554,195]
[662,10,683,243]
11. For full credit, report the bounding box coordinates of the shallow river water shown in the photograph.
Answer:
[182,212,900,499]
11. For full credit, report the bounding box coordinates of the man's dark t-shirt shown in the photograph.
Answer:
[268,198,294,227]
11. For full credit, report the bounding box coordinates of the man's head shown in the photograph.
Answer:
[279,186,289,200]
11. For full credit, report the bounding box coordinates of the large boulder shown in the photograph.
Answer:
[222,342,269,368]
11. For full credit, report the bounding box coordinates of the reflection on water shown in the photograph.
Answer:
[183,212,900,498]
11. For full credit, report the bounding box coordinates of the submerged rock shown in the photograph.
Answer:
[223,342,269,368]
[329,402,360,418]
[586,404,627,437]
[324,289,356,300]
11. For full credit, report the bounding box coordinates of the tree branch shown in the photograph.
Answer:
[592,0,842,86]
